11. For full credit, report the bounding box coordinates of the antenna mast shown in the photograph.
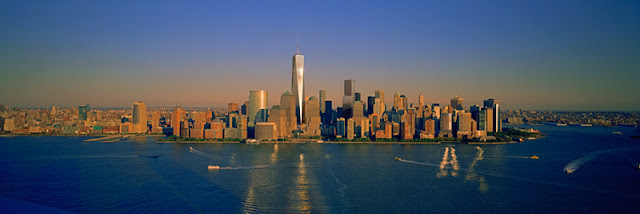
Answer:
[296,32,300,54]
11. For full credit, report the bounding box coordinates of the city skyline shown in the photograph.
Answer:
[1,1,639,111]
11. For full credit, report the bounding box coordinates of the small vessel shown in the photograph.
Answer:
[207,165,221,170]
[529,155,539,159]
[564,168,573,174]
[580,124,593,127]
[147,155,159,158]
[190,147,194,151]
[394,157,402,161]
[612,132,623,135]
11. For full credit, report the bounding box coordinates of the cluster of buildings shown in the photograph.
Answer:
[162,45,503,141]
[0,44,505,140]
[502,110,640,127]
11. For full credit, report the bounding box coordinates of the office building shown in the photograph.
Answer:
[268,106,288,139]
[343,80,355,119]
[456,112,472,138]
[248,90,268,127]
[305,97,321,136]
[281,91,297,136]
[451,96,463,110]
[79,104,89,121]
[228,102,238,113]
[375,90,385,115]
[336,118,346,137]
[292,44,305,125]
[255,122,278,140]
[132,101,147,133]
[172,106,185,137]
[319,90,326,114]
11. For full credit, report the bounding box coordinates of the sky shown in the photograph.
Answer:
[1,0,639,111]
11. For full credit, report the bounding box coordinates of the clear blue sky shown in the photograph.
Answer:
[1,0,639,111]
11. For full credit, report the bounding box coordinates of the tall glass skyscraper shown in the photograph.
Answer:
[292,44,304,125]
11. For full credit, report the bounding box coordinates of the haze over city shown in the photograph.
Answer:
[1,1,639,111]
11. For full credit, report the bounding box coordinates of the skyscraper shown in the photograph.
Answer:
[292,42,304,125]
[367,96,376,116]
[451,96,463,110]
[79,104,89,121]
[319,90,326,114]
[228,102,238,113]
[248,90,268,127]
[484,98,501,132]
[132,101,147,133]
[305,97,321,136]
[343,79,355,119]
[172,106,185,137]
[281,91,297,135]
[375,90,385,116]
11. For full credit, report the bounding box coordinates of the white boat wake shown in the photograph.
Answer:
[564,147,640,174]
[398,158,440,168]
[329,168,349,214]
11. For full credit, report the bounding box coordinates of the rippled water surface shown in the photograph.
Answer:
[1,125,639,213]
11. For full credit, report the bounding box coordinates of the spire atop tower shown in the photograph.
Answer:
[296,32,300,54]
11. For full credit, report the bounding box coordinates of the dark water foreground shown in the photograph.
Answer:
[1,125,639,213]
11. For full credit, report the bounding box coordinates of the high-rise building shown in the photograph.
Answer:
[305,97,321,136]
[78,104,89,121]
[346,118,355,140]
[281,91,297,136]
[432,104,441,119]
[336,117,346,138]
[367,96,376,116]
[355,92,361,102]
[255,122,278,140]
[451,96,463,110]
[373,98,382,122]
[268,106,287,139]
[132,101,147,133]
[484,98,501,132]
[456,112,472,138]
[319,90,326,114]
[353,101,365,118]
[151,112,161,133]
[439,113,453,137]
[228,102,238,113]
[485,107,495,132]
[292,44,305,125]
[393,92,401,110]
[172,106,185,137]
[323,100,333,126]
[248,90,268,127]
[241,101,248,115]
[343,80,355,119]
[375,90,385,114]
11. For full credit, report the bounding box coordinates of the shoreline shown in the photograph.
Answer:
[155,140,520,145]
[1,134,531,145]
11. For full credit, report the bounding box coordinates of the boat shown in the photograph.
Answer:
[612,132,623,135]
[147,155,159,158]
[394,157,402,161]
[580,124,593,127]
[190,147,194,151]
[529,155,539,159]
[564,168,573,174]
[207,165,221,170]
